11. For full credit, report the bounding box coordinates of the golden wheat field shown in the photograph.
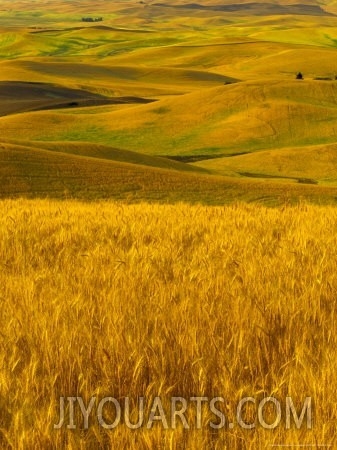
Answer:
[0,199,336,449]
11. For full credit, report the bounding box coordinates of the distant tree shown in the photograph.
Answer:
[296,72,303,80]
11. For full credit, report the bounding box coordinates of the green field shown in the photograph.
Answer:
[1,0,337,203]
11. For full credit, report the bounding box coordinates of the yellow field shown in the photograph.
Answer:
[2,2,337,448]
[1,199,336,449]
[1,0,337,201]
[193,142,337,184]
[5,140,337,205]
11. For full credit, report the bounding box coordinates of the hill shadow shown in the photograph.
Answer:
[0,81,155,116]
[153,2,334,16]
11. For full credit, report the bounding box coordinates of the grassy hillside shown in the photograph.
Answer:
[1,200,336,448]
[0,139,208,173]
[194,142,337,184]
[2,80,337,161]
[3,141,337,205]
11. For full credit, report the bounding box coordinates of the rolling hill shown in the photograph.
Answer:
[0,139,208,173]
[1,0,337,203]
[2,79,337,160]
[0,81,155,116]
[2,141,337,205]
[193,142,337,183]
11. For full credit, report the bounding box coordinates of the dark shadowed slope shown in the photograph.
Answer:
[0,81,154,117]
[153,2,334,16]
